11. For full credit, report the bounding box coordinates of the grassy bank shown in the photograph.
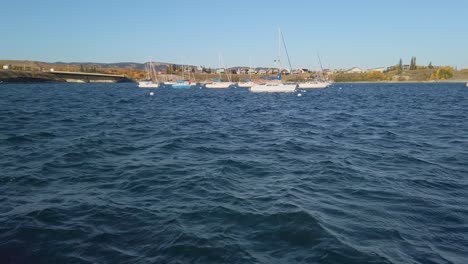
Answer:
[0,70,63,83]
[332,68,468,83]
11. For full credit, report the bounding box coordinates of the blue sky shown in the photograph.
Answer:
[2,0,467,70]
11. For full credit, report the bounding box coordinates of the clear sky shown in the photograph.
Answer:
[2,0,467,70]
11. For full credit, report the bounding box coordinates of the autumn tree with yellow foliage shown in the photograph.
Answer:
[429,67,454,80]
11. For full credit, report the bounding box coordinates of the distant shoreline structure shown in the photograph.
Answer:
[1,59,468,84]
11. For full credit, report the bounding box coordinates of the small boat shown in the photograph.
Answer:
[172,80,195,89]
[237,79,255,88]
[238,58,255,88]
[250,82,297,93]
[466,83,468,87]
[249,28,296,93]
[205,53,233,89]
[297,80,331,89]
[138,61,159,88]
[138,80,159,88]
[205,79,233,89]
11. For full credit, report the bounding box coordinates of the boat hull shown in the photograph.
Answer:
[237,82,255,88]
[249,83,297,93]
[172,84,193,89]
[205,82,232,89]
[138,81,159,88]
[298,82,331,89]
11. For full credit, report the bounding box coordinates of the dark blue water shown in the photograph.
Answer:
[1,83,467,264]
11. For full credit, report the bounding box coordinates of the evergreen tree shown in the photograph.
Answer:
[428,62,434,69]
[397,58,403,74]
[410,56,417,70]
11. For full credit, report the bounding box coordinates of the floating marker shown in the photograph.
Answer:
[149,92,154,96]
[297,93,302,97]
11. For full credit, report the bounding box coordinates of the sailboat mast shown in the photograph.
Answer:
[249,56,252,80]
[317,53,324,80]
[277,28,283,71]
[281,29,293,75]
[218,53,222,80]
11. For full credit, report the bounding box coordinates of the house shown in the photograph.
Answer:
[280,69,290,75]
[2,65,9,70]
[267,68,278,74]
[367,67,385,73]
[215,68,225,74]
[345,67,364,74]
[293,69,308,74]
[238,68,250,74]
[248,68,257,75]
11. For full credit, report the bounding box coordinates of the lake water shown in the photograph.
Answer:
[1,83,467,264]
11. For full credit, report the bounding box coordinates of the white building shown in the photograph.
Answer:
[2,65,9,70]
[367,67,386,73]
[345,67,364,74]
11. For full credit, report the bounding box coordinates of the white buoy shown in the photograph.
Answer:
[297,93,302,97]
[149,92,154,96]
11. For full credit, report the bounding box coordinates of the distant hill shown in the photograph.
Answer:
[0,60,199,73]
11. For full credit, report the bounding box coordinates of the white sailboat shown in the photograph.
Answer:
[249,28,297,93]
[298,53,331,89]
[238,57,255,88]
[138,61,159,88]
[238,80,255,88]
[298,80,331,89]
[250,82,297,93]
[205,54,233,89]
[205,81,232,89]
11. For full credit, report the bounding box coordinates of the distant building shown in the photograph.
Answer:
[293,69,309,74]
[215,68,225,74]
[345,67,364,74]
[367,67,385,73]
[2,65,9,70]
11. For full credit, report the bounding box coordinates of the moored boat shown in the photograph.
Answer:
[237,79,255,88]
[138,80,159,88]
[172,80,195,89]
[250,82,297,93]
[138,61,159,88]
[205,79,233,89]
[297,81,331,89]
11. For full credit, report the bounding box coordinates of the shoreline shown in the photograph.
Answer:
[336,80,468,84]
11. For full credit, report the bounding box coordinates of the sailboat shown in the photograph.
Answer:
[171,65,196,89]
[138,61,160,88]
[250,28,297,93]
[205,53,233,89]
[298,53,331,89]
[238,58,255,88]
